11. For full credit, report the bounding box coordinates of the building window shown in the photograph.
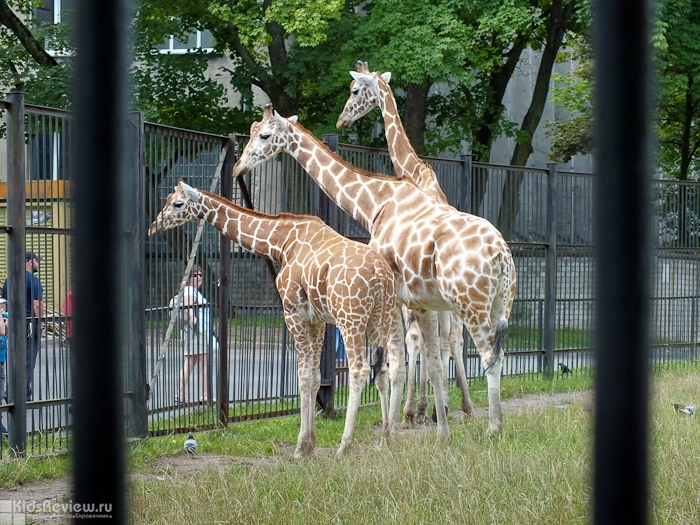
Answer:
[156,30,215,54]
[36,0,76,26]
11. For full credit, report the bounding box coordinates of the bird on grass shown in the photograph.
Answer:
[184,432,198,457]
[558,363,572,375]
[672,403,696,417]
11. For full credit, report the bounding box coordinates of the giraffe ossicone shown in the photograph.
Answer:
[149,179,397,457]
[233,105,516,436]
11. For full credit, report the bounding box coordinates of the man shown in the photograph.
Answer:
[2,252,45,401]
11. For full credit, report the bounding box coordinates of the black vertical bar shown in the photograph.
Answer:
[72,1,128,522]
[126,112,147,437]
[593,1,651,524]
[460,153,472,214]
[544,162,557,378]
[6,92,27,456]
[218,137,235,427]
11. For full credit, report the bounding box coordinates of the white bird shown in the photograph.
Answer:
[184,432,198,456]
[672,403,696,417]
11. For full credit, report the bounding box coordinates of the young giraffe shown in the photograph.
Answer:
[232,106,517,436]
[148,180,396,457]
[338,61,473,427]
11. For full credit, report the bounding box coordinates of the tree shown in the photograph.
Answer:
[654,0,700,182]
[497,0,581,239]
[544,37,593,163]
[0,0,70,108]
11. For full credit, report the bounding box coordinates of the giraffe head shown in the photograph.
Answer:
[336,60,391,130]
[232,105,298,177]
[148,179,202,236]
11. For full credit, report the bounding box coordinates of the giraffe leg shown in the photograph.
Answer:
[337,332,371,456]
[449,312,475,417]
[432,311,452,423]
[416,348,428,424]
[467,312,507,434]
[414,310,450,439]
[386,305,406,436]
[401,313,421,429]
[485,357,503,434]
[291,322,325,458]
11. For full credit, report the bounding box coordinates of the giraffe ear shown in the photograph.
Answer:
[382,72,391,84]
[349,71,374,86]
[287,115,298,123]
[180,181,199,201]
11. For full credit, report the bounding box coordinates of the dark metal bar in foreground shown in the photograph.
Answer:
[5,92,27,456]
[593,1,651,524]
[72,1,129,521]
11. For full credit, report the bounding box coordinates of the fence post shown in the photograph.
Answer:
[218,137,236,427]
[460,152,472,214]
[544,162,558,379]
[5,92,27,456]
[125,112,148,437]
[315,134,340,417]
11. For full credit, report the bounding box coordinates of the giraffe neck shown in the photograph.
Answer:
[376,78,424,180]
[196,191,302,263]
[285,123,401,232]
[376,78,447,204]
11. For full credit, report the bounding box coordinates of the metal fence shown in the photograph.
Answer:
[1,98,699,456]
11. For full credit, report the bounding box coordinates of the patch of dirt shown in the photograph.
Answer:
[0,389,591,521]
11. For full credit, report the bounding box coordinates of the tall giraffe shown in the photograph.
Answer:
[233,106,517,436]
[338,61,473,426]
[148,180,396,457]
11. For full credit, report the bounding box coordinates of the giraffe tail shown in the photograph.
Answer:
[493,318,509,361]
[371,346,384,384]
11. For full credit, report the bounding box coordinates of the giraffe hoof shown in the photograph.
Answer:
[431,405,449,423]
[401,415,415,429]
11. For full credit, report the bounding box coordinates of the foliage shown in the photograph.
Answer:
[130,50,252,134]
[546,0,700,181]
[0,0,71,108]
[546,36,593,162]
[652,0,700,181]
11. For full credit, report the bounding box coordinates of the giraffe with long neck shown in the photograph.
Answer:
[148,180,396,457]
[233,106,517,436]
[337,61,474,426]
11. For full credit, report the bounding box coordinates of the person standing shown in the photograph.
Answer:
[174,265,217,404]
[2,252,45,401]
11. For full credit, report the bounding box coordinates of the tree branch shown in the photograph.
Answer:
[0,0,58,67]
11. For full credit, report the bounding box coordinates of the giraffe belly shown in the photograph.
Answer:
[397,281,451,311]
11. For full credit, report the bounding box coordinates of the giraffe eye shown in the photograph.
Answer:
[174,201,185,209]
[352,88,359,96]
[260,132,271,140]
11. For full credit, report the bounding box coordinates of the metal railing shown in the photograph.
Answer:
[1,98,698,457]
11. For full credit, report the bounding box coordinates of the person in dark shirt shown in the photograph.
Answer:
[1,252,45,401]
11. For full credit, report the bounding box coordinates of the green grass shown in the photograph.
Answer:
[4,364,700,524]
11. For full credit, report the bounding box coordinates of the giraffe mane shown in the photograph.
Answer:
[289,119,422,188]
[197,189,327,225]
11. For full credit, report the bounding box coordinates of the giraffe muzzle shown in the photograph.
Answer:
[231,159,250,178]
[336,116,353,130]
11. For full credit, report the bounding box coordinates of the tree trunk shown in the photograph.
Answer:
[470,39,527,214]
[404,80,431,156]
[497,0,574,240]
[264,5,298,117]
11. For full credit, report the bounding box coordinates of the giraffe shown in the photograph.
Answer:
[337,61,473,427]
[232,106,517,436]
[148,180,396,457]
